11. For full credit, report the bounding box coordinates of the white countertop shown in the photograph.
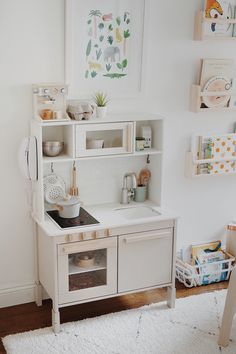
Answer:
[35,201,178,237]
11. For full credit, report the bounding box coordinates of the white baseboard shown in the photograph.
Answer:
[0,285,36,308]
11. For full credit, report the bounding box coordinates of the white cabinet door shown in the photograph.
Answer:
[58,238,117,304]
[75,122,133,157]
[118,228,173,293]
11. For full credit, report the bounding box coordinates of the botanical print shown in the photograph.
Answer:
[85,10,131,79]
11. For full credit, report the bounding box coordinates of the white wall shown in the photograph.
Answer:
[0,0,64,304]
[1,0,236,306]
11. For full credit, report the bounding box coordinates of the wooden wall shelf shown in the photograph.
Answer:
[185,133,236,178]
[194,10,236,41]
[189,85,236,113]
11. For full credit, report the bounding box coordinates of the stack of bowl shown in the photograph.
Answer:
[43,141,64,157]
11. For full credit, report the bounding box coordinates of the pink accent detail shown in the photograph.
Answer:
[102,13,113,21]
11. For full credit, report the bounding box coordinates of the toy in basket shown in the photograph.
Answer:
[176,241,235,288]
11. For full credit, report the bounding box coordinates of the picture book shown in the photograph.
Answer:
[209,134,236,174]
[191,240,222,265]
[199,58,234,89]
[203,0,235,37]
[196,251,228,285]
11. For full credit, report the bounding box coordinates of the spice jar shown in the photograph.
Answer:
[135,137,145,151]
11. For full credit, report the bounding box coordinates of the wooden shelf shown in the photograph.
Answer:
[69,259,106,275]
[35,113,164,126]
[133,149,162,157]
[185,153,236,178]
[42,149,162,164]
[195,157,236,165]
[43,154,74,163]
[194,10,236,41]
[189,85,236,113]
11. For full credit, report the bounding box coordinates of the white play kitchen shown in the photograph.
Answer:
[29,83,177,333]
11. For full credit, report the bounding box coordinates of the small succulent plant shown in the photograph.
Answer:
[93,92,109,107]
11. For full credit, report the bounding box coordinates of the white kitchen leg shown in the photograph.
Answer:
[52,308,61,333]
[35,283,42,307]
[167,286,176,308]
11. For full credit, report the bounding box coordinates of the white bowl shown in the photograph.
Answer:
[87,139,104,149]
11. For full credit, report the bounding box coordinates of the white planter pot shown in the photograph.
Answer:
[96,106,107,119]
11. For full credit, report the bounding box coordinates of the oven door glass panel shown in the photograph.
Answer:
[68,249,107,291]
[58,238,117,303]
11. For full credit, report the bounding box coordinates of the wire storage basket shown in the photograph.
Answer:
[176,251,235,288]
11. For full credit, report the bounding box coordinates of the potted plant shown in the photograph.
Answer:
[93,92,109,118]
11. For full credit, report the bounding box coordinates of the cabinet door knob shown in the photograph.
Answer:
[80,233,84,241]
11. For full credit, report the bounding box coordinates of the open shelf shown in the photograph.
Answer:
[194,10,236,41]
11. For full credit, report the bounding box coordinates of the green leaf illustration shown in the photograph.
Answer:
[91,71,97,78]
[124,29,130,39]
[87,19,92,25]
[103,73,127,79]
[108,24,113,31]
[99,35,104,42]
[85,70,89,79]
[89,10,102,17]
[86,39,92,60]
[122,59,128,68]
[94,44,99,48]
[107,35,113,45]
[116,17,121,26]
[116,59,128,72]
[98,23,104,30]
[96,49,102,60]
[106,64,112,72]
[126,19,130,25]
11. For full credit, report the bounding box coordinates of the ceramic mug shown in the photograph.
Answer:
[53,110,63,120]
[41,109,52,120]
[134,185,147,202]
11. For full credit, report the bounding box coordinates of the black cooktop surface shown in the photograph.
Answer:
[46,208,100,229]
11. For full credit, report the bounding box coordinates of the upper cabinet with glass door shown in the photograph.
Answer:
[75,122,133,157]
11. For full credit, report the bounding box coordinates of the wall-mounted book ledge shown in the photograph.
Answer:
[190,85,236,113]
[185,133,236,178]
[194,10,236,41]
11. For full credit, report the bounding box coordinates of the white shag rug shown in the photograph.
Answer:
[3,290,236,354]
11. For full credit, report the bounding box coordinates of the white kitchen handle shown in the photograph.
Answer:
[60,238,116,255]
[123,231,171,244]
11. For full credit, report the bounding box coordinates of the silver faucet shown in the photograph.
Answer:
[121,173,137,204]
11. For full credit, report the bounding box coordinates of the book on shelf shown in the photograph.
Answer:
[196,135,213,174]
[196,134,236,174]
[199,58,234,88]
[203,0,236,38]
[199,58,234,109]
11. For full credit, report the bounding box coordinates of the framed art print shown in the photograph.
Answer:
[65,0,149,98]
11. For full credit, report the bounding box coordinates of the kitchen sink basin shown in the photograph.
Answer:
[114,205,161,220]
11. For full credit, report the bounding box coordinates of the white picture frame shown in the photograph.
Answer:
[65,0,149,99]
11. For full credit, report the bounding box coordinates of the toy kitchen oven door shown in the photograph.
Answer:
[57,237,117,303]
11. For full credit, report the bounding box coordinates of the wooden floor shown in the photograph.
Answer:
[0,281,228,354]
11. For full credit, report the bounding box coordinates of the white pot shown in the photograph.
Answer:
[55,196,80,218]
[96,106,107,119]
